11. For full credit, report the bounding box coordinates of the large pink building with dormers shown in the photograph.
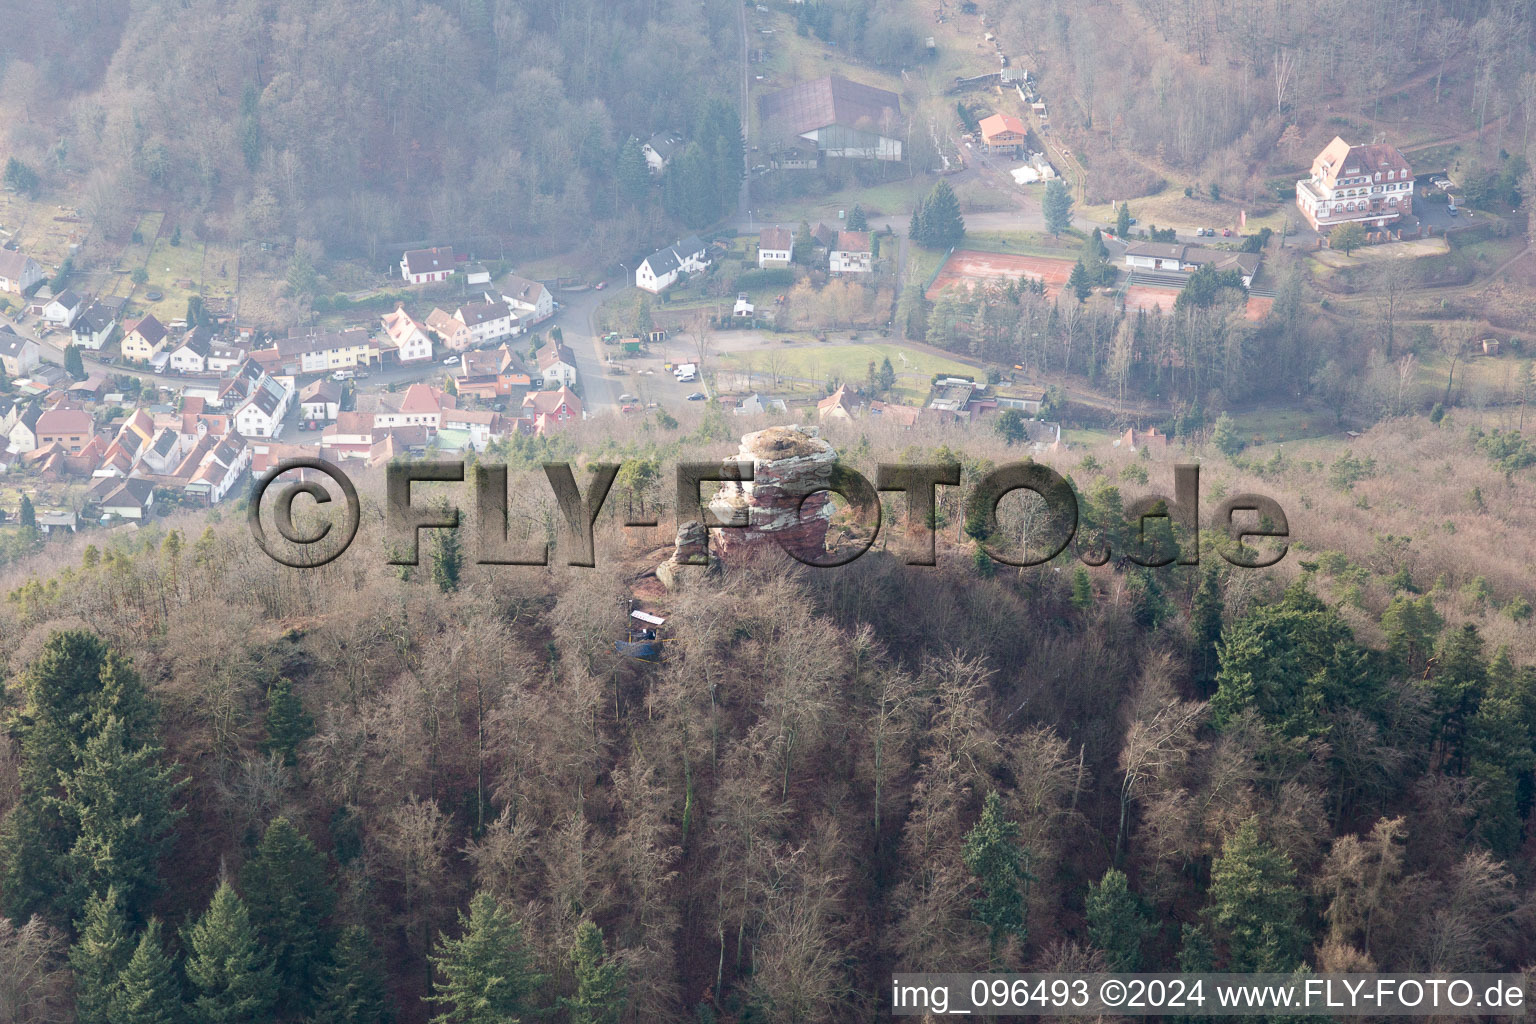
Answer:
[1295,136,1414,231]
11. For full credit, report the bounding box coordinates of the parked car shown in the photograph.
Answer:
[687,392,706,401]
[594,281,606,290]
[1448,205,1460,216]
[1221,228,1232,237]
[442,355,460,365]
[619,393,638,403]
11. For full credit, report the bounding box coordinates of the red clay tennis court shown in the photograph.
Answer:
[926,250,1076,301]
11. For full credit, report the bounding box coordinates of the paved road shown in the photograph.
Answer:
[547,285,622,414]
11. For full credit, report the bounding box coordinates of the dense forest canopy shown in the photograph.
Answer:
[0,0,745,260]
[0,416,1533,1021]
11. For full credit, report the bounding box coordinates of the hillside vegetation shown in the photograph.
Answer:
[0,413,1534,1021]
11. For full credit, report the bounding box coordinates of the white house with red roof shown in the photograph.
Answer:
[380,305,434,363]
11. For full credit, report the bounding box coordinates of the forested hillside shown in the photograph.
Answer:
[0,0,744,261]
[0,415,1534,1022]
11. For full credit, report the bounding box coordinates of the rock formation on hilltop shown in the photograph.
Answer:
[706,425,837,562]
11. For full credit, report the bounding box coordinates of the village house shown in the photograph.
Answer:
[499,274,554,323]
[182,434,250,505]
[35,408,94,454]
[0,326,41,378]
[642,131,684,174]
[520,386,582,434]
[816,383,858,423]
[41,288,84,328]
[868,401,926,429]
[234,375,293,438]
[207,341,248,374]
[6,404,42,454]
[454,345,529,400]
[168,325,217,373]
[299,378,342,421]
[400,246,455,285]
[121,314,170,363]
[319,412,376,458]
[733,393,788,417]
[1295,136,1414,231]
[758,226,794,268]
[456,297,517,345]
[140,426,191,475]
[70,301,117,350]
[440,408,504,450]
[977,113,1028,156]
[380,305,435,363]
[829,231,873,274]
[259,327,375,375]
[1121,242,1261,287]
[1121,426,1169,454]
[426,308,474,351]
[91,476,156,520]
[635,236,710,294]
[369,382,453,431]
[536,340,579,388]
[0,250,44,295]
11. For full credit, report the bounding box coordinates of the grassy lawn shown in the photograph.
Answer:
[1310,236,1450,269]
[904,245,946,288]
[115,212,163,272]
[962,229,1081,258]
[0,192,90,271]
[1229,406,1345,446]
[135,231,207,323]
[202,243,240,304]
[719,340,977,402]
[1079,184,1290,236]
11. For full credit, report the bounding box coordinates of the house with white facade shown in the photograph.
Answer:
[829,231,872,274]
[207,341,248,374]
[369,382,451,431]
[0,326,42,378]
[168,326,217,373]
[0,250,44,296]
[440,408,504,450]
[635,236,710,294]
[758,227,793,268]
[456,298,517,345]
[498,274,553,323]
[536,340,578,387]
[642,131,684,174]
[1122,242,1261,287]
[299,378,342,421]
[234,375,293,438]
[70,301,117,350]
[182,434,250,505]
[381,305,435,363]
[1295,136,1414,231]
[41,288,83,328]
[400,246,455,284]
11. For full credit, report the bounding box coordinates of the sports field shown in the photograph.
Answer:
[926,249,1076,301]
